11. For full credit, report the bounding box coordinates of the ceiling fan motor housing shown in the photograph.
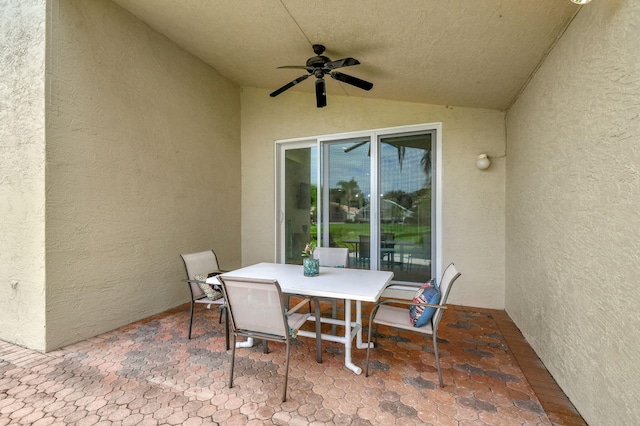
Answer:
[307,55,331,69]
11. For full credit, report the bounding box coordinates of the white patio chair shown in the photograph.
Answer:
[313,247,349,335]
[217,275,319,402]
[365,262,461,387]
[313,247,349,268]
[180,250,229,349]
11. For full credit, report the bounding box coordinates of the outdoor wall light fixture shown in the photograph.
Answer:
[476,154,491,170]
[571,0,591,4]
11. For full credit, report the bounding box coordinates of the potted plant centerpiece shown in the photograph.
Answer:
[301,242,319,277]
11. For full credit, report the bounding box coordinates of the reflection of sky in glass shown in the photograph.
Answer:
[310,136,431,197]
[321,141,430,196]
[329,143,371,196]
[380,144,430,194]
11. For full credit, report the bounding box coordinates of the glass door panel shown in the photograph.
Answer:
[321,139,371,268]
[379,133,433,281]
[282,146,317,265]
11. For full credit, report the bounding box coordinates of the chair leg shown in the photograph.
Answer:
[433,332,443,387]
[365,304,382,377]
[229,334,237,389]
[374,323,379,346]
[223,307,230,351]
[331,300,338,335]
[283,341,291,402]
[365,320,375,377]
[314,298,323,363]
[188,300,195,339]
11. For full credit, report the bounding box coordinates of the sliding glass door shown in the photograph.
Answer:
[320,138,371,266]
[276,141,317,265]
[276,124,440,284]
[378,133,433,281]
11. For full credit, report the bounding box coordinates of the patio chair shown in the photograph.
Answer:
[358,235,370,266]
[313,247,349,334]
[217,275,319,402]
[365,262,461,387]
[407,232,432,270]
[180,250,229,349]
[381,232,395,266]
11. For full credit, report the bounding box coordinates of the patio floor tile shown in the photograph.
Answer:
[1,303,585,425]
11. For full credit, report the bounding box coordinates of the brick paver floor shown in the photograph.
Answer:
[0,302,584,425]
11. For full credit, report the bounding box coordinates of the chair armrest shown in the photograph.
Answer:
[184,278,223,290]
[374,298,447,310]
[287,297,312,315]
[207,270,230,277]
[380,283,422,300]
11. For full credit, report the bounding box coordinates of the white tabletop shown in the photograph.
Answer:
[213,262,394,302]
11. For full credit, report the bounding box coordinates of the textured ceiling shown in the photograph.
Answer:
[112,0,580,111]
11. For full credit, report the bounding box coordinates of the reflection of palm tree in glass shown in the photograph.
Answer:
[421,150,432,180]
[397,146,431,181]
[336,178,361,215]
[349,140,431,181]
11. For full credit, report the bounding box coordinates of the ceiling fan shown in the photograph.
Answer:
[269,44,373,108]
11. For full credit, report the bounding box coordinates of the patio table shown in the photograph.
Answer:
[209,262,393,374]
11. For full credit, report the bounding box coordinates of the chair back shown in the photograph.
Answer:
[313,247,348,267]
[381,233,394,241]
[359,235,370,259]
[180,250,221,299]
[432,263,461,329]
[218,276,289,340]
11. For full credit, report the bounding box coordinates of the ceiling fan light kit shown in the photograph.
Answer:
[270,44,373,108]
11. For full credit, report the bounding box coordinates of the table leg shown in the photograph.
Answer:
[356,301,374,349]
[236,337,254,348]
[343,299,362,375]
[314,298,322,363]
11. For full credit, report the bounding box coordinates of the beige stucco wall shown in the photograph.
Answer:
[241,88,506,309]
[0,0,47,351]
[505,2,640,424]
[44,0,241,351]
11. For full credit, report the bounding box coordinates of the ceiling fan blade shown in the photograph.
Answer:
[269,74,310,97]
[330,71,373,91]
[277,65,312,71]
[315,78,327,108]
[325,57,360,70]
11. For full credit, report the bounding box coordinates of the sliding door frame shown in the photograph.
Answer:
[275,122,443,281]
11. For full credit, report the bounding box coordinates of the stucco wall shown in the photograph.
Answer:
[241,88,506,309]
[505,2,640,424]
[45,0,241,351]
[0,0,47,351]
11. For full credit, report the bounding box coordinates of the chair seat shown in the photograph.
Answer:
[373,305,434,334]
[287,312,311,331]
[194,297,226,306]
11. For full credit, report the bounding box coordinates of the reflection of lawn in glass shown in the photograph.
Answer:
[311,223,431,246]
